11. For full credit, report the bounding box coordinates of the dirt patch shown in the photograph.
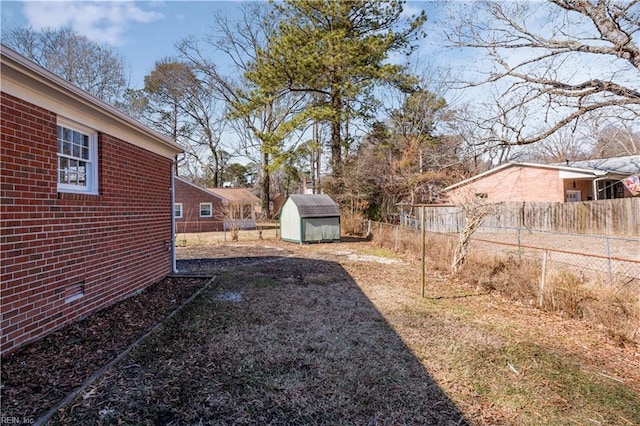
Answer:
[55,249,467,425]
[2,240,639,425]
[1,276,209,421]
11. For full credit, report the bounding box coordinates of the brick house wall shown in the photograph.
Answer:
[1,91,175,355]
[174,177,225,233]
[446,166,565,203]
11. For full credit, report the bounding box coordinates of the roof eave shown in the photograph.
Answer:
[444,162,612,192]
[1,44,183,158]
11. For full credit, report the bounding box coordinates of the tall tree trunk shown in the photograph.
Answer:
[331,93,342,175]
[261,150,271,219]
[212,150,220,187]
[311,120,317,193]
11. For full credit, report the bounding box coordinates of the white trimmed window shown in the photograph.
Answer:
[57,119,98,194]
[200,202,212,218]
[174,203,183,218]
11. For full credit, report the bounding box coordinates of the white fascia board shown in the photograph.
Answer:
[558,170,605,179]
[1,45,182,159]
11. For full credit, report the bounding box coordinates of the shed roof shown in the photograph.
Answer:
[207,188,260,204]
[288,194,340,218]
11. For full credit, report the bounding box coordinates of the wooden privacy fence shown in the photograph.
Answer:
[405,198,640,236]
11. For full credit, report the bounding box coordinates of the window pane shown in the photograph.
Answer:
[73,130,82,145]
[56,123,97,193]
[69,159,77,184]
[58,157,69,184]
[200,203,212,217]
[77,169,87,186]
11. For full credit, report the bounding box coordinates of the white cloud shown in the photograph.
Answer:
[21,1,164,46]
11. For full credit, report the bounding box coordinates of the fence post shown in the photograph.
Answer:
[539,250,548,307]
[367,220,372,237]
[395,225,399,252]
[605,236,612,284]
[517,226,522,262]
[421,206,426,298]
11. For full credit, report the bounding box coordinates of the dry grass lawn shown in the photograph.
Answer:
[50,240,639,425]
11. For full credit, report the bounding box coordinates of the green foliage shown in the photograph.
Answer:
[244,0,427,172]
[222,163,252,187]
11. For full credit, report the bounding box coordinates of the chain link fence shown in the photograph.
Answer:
[363,219,640,290]
[363,218,640,341]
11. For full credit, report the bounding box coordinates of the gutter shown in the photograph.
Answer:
[171,157,177,274]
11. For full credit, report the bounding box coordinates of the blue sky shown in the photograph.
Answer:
[1,1,251,88]
[1,1,451,90]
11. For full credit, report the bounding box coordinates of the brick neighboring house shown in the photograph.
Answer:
[444,156,640,203]
[1,45,182,354]
[174,176,225,233]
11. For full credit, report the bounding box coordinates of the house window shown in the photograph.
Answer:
[174,203,183,218]
[200,202,212,218]
[57,119,98,194]
[566,190,581,202]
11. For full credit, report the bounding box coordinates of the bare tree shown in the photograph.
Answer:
[4,27,128,104]
[592,122,640,157]
[451,200,503,273]
[141,59,229,184]
[446,0,640,148]
[177,2,307,217]
[524,125,592,163]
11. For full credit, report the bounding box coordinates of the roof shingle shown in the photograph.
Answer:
[288,194,340,218]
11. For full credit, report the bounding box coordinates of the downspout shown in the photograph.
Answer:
[171,156,177,274]
[592,177,608,201]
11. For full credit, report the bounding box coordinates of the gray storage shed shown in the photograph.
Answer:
[280,194,341,243]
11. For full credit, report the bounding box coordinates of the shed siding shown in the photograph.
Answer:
[1,92,174,354]
[279,199,301,242]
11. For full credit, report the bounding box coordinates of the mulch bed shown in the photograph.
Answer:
[1,276,209,421]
